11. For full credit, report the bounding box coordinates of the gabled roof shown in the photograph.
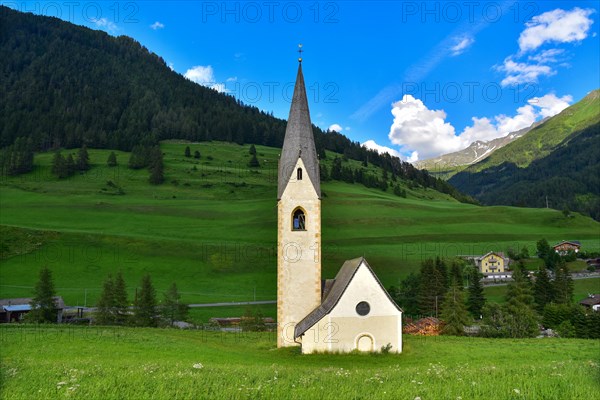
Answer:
[477,251,506,261]
[277,63,321,200]
[553,240,581,248]
[294,257,401,339]
[579,294,600,306]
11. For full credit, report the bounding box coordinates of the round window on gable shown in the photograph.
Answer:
[355,301,370,316]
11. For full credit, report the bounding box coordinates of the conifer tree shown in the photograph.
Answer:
[51,151,68,178]
[441,283,469,335]
[65,153,75,176]
[249,144,256,155]
[449,260,464,288]
[28,266,57,323]
[133,274,157,327]
[248,153,260,168]
[194,150,201,159]
[95,274,115,325]
[184,146,191,158]
[533,266,554,313]
[107,151,117,167]
[504,267,539,337]
[467,271,486,318]
[148,146,164,185]
[553,263,574,304]
[113,272,129,325]
[77,145,90,171]
[161,282,188,326]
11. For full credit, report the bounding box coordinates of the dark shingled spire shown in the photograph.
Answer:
[277,63,321,199]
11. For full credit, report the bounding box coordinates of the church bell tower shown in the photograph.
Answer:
[277,47,322,347]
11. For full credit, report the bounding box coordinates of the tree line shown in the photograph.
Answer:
[24,266,188,327]
[0,6,472,204]
[389,254,600,338]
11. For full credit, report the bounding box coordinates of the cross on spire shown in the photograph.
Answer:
[298,44,303,63]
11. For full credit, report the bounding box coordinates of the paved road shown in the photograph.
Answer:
[188,300,276,308]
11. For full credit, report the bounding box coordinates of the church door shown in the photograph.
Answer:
[356,334,374,352]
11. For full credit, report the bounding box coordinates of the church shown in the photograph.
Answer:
[276,51,403,354]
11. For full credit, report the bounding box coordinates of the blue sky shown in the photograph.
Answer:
[8,1,600,161]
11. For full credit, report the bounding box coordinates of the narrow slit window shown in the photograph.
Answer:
[297,168,303,180]
[292,208,306,230]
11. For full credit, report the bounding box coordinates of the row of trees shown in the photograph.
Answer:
[0,136,34,176]
[51,145,90,178]
[391,257,598,338]
[96,273,188,327]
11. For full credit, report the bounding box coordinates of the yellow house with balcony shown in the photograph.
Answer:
[476,252,509,275]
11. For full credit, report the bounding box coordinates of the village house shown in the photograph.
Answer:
[0,297,65,323]
[463,252,511,279]
[553,240,581,255]
[579,294,600,311]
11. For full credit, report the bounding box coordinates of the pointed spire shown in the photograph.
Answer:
[278,60,321,199]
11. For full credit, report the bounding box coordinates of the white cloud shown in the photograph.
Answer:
[184,65,228,93]
[362,140,401,158]
[450,36,474,56]
[168,62,174,71]
[497,57,555,86]
[91,18,118,33]
[388,95,462,160]
[519,8,595,52]
[527,93,572,118]
[150,21,165,30]
[386,93,572,160]
[328,124,343,133]
[226,76,237,82]
[528,48,564,63]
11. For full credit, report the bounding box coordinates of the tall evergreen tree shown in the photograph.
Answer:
[441,283,470,336]
[504,267,539,338]
[533,266,554,313]
[65,153,75,176]
[553,264,574,304]
[449,260,464,288]
[107,151,117,167]
[248,153,260,168]
[133,274,157,327]
[148,146,164,185]
[161,282,188,326]
[249,144,256,155]
[51,151,68,178]
[184,146,191,158]
[95,274,115,325]
[113,272,129,325]
[467,271,486,318]
[418,258,448,316]
[28,266,57,323]
[194,150,201,159]
[77,145,90,171]
[389,272,420,316]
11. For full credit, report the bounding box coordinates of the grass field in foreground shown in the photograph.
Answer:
[0,325,598,400]
[1,142,599,309]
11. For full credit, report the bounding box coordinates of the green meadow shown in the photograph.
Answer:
[1,142,599,311]
[0,325,598,400]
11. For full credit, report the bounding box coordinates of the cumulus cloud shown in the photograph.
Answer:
[328,124,343,133]
[388,95,462,160]
[91,18,118,33]
[362,140,401,158]
[527,93,573,118]
[184,65,228,93]
[518,8,595,52]
[450,36,475,56]
[497,57,555,86]
[150,21,165,30]
[387,93,572,160]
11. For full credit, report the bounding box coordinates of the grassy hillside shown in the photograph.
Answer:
[1,142,599,310]
[462,90,600,173]
[1,325,599,399]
